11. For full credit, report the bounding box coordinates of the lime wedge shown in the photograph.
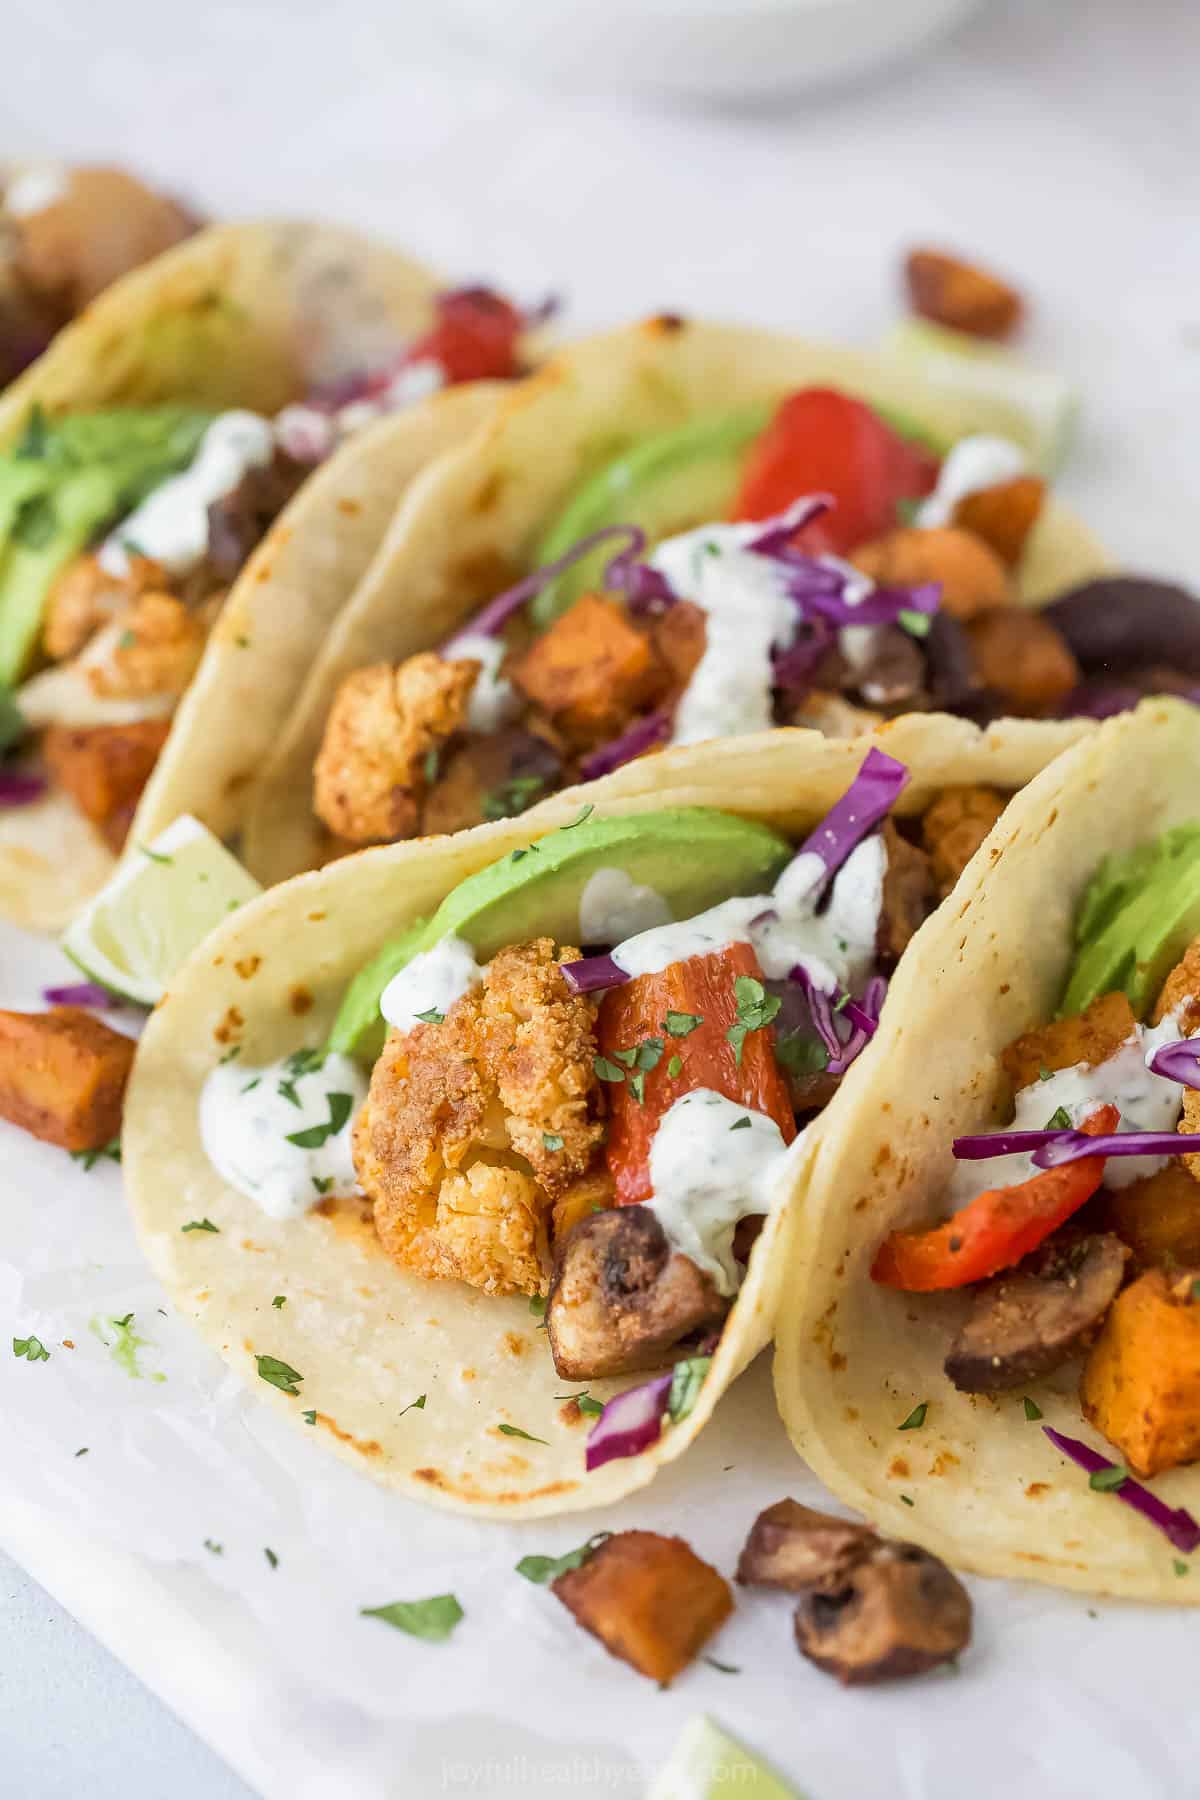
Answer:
[61,815,261,1005]
[881,318,1078,475]
[647,1717,802,1800]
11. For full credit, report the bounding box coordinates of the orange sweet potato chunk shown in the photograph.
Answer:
[509,594,661,745]
[953,476,1046,567]
[0,1007,133,1151]
[1000,991,1136,1094]
[44,719,171,843]
[904,248,1023,340]
[552,1530,733,1684]
[1100,1164,1200,1273]
[1080,1269,1200,1477]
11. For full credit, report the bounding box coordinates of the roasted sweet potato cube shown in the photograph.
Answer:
[1080,1268,1200,1476]
[0,1007,133,1151]
[509,595,662,745]
[1100,1163,1200,1272]
[919,785,1007,896]
[552,1530,732,1684]
[953,476,1046,567]
[965,606,1080,714]
[550,1169,614,1246]
[1001,991,1137,1094]
[421,726,563,837]
[44,720,170,840]
[737,1499,876,1592]
[850,527,1009,622]
[904,248,1023,340]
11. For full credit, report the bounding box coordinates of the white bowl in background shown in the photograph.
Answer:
[439,0,982,102]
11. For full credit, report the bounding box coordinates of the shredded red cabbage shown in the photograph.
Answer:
[790,966,886,1075]
[1147,1039,1200,1087]
[578,711,671,781]
[745,494,833,556]
[1042,1426,1200,1554]
[954,1126,1196,1167]
[0,767,45,808]
[43,982,117,1009]
[443,525,653,650]
[561,953,628,994]
[797,747,911,883]
[603,531,677,615]
[585,1372,672,1471]
[771,620,836,692]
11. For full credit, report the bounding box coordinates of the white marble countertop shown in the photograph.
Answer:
[2,1,1198,1795]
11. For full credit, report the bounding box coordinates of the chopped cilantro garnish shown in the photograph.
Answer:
[898,1402,928,1431]
[900,1493,915,1507]
[218,1045,241,1064]
[593,1056,626,1084]
[528,1294,547,1317]
[255,1354,303,1396]
[277,1077,302,1108]
[414,1007,445,1025]
[664,1011,702,1037]
[284,1048,325,1077]
[1045,1106,1072,1131]
[667,1054,683,1079]
[203,1539,223,1555]
[360,1594,464,1641]
[74,1447,88,1458]
[730,1115,752,1132]
[634,1036,663,1071]
[12,1335,49,1362]
[272,1295,286,1309]
[776,1032,828,1078]
[1038,1066,1054,1082]
[482,775,546,822]
[138,844,173,865]
[611,1046,638,1067]
[113,1313,134,1330]
[312,1175,333,1195]
[1089,1465,1128,1492]
[563,804,594,829]
[302,1409,317,1425]
[265,1548,279,1569]
[629,1072,646,1105]
[555,1390,603,1416]
[497,1422,548,1444]
[241,1077,261,1093]
[510,848,528,863]
[423,748,440,785]
[726,975,780,1066]
[399,1394,426,1417]
[1174,1558,1190,1577]
[182,1218,219,1233]
[515,1532,611,1585]
[285,1091,354,1149]
[704,1656,741,1674]
[1023,1396,1044,1421]
[70,1139,121,1170]
[543,1131,564,1152]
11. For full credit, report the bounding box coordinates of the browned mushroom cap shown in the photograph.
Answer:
[945,1232,1129,1393]
[877,820,937,966]
[794,1542,971,1684]
[545,1205,728,1382]
[736,1499,877,1593]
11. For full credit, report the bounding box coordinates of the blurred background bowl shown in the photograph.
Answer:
[438,0,982,102]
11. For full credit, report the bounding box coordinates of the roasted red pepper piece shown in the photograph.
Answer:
[599,942,796,1207]
[871,1104,1120,1292]
[405,287,525,383]
[731,388,938,555]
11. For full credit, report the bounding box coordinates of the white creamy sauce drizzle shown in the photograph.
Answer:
[610,834,885,996]
[449,631,521,733]
[334,360,445,440]
[17,619,175,728]
[199,1053,366,1221]
[4,164,69,217]
[916,434,1026,529]
[99,411,275,579]
[577,866,672,946]
[648,523,798,746]
[647,1088,791,1294]
[380,933,482,1034]
[948,1012,1190,1209]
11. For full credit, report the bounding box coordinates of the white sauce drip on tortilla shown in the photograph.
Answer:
[648,1088,791,1295]
[99,411,274,579]
[380,933,482,1034]
[199,1052,366,1221]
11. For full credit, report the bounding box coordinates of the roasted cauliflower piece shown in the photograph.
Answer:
[42,553,167,662]
[312,652,477,847]
[86,591,205,703]
[920,785,1008,896]
[355,938,604,1295]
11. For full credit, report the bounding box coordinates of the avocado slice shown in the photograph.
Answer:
[330,808,792,1061]
[530,407,772,626]
[1062,825,1200,1018]
[0,405,213,686]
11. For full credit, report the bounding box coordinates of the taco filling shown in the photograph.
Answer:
[0,286,540,853]
[873,823,1200,1540]
[184,749,1019,1474]
[308,386,1199,854]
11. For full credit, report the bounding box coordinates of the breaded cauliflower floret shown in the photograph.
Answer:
[43,553,167,661]
[920,785,1007,896]
[312,651,478,848]
[1154,934,1200,1183]
[355,938,605,1296]
[87,591,205,702]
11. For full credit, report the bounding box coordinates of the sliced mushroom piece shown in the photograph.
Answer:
[737,1499,877,1593]
[847,625,927,711]
[794,1541,971,1684]
[945,1232,1129,1393]
[877,819,937,966]
[545,1204,728,1382]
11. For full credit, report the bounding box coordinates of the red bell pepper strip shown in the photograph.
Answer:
[404,287,526,384]
[871,1103,1120,1292]
[599,942,796,1207]
[730,388,938,556]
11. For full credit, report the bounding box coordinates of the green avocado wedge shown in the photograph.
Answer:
[1063,825,1200,1018]
[329,807,793,1061]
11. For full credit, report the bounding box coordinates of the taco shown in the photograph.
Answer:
[0,220,543,928]
[235,312,1180,891]
[775,697,1200,1602]
[124,714,1102,1518]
